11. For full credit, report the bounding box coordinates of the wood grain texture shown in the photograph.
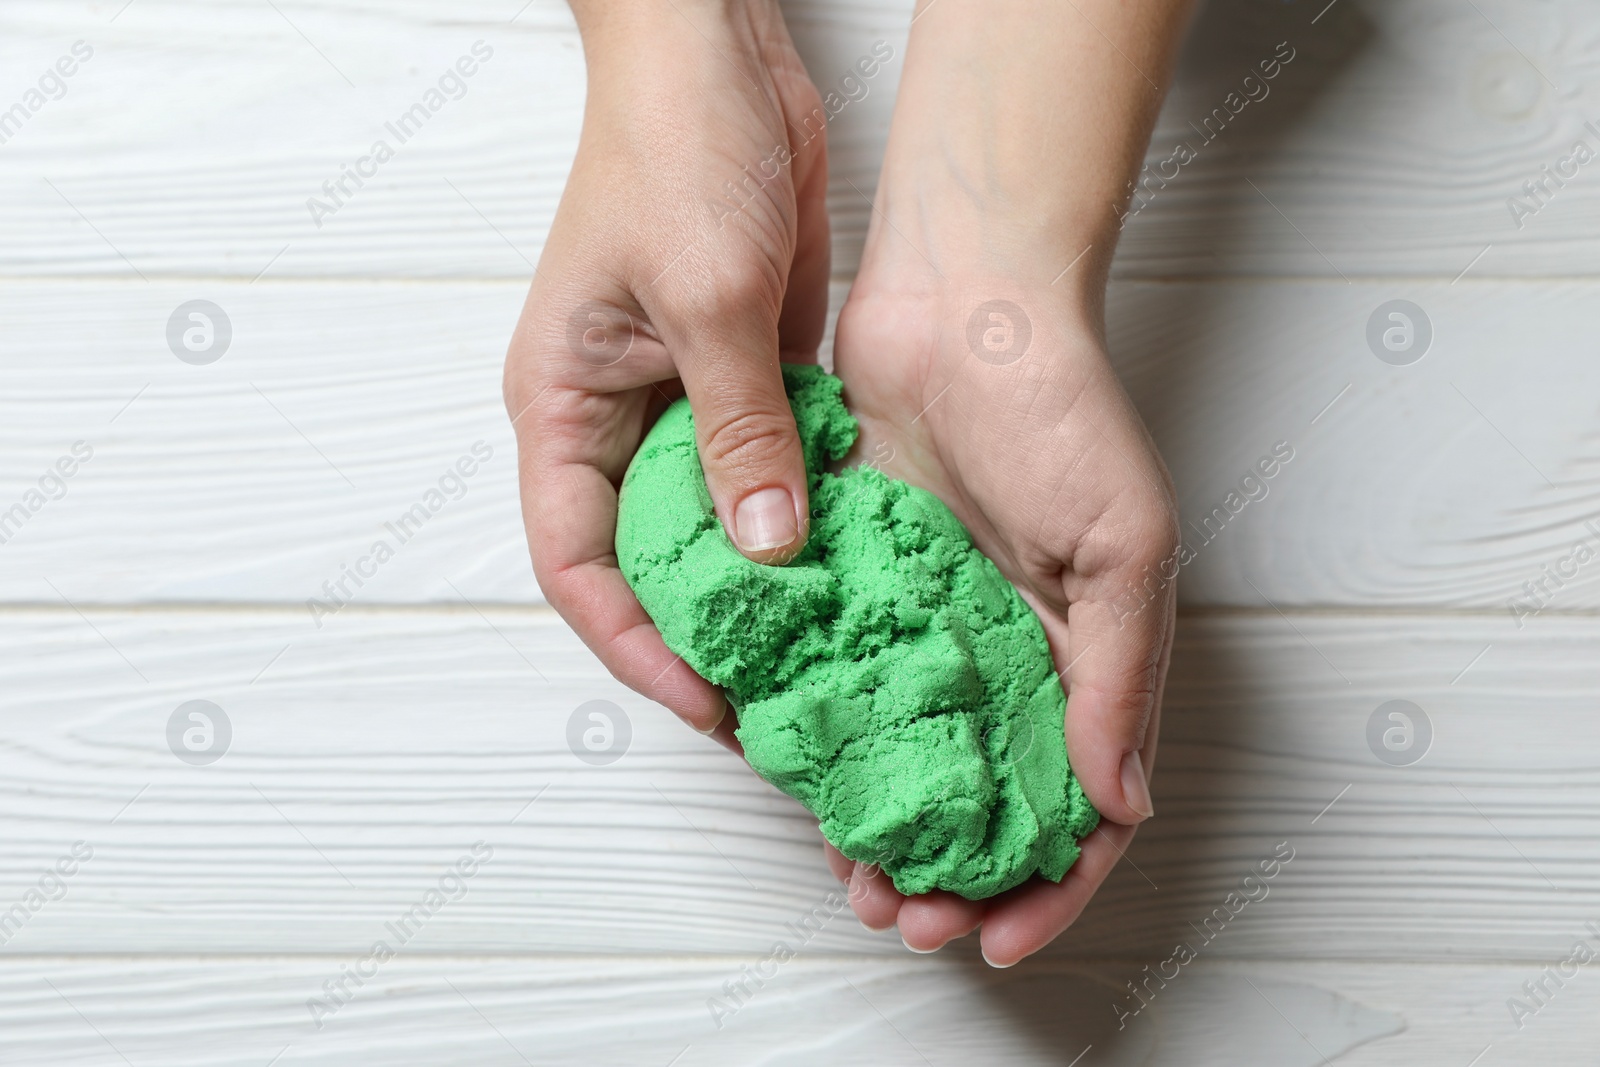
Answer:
[0,609,1594,961]
[1109,278,1600,611]
[3,0,1600,279]
[11,957,1580,1067]
[0,280,540,605]
[4,0,1597,1060]
[4,278,1597,611]
[0,277,850,607]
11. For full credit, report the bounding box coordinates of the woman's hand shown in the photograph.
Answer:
[825,257,1179,966]
[821,0,1194,964]
[504,0,830,742]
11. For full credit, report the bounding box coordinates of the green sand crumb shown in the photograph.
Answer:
[616,364,1098,899]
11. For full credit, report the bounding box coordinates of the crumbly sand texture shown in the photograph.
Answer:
[616,364,1098,899]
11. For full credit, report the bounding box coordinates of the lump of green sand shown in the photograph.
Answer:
[615,364,1098,899]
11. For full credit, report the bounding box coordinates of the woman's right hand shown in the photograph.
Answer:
[503,0,831,743]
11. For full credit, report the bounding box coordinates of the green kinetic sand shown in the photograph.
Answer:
[616,365,1098,899]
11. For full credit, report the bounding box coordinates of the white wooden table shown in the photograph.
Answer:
[1,1,1598,1063]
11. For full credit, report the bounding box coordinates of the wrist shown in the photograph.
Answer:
[845,248,1109,372]
[869,165,1117,297]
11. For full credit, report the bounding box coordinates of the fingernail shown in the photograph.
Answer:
[1121,749,1155,819]
[860,917,894,933]
[981,948,1016,969]
[733,487,797,552]
[902,935,939,954]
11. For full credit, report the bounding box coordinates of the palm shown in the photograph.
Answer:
[837,290,1134,582]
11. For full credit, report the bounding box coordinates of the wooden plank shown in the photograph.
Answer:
[2,0,1599,279]
[1113,0,1600,278]
[0,278,857,606]
[0,609,1593,960]
[0,278,539,605]
[3,278,1596,611]
[1108,278,1600,612]
[0,957,1590,1065]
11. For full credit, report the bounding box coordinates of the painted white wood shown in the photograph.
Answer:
[2,279,1595,612]
[1109,278,1600,613]
[2,0,1598,280]
[0,958,1590,1066]
[4,0,1598,1059]
[0,277,854,607]
[0,280,540,605]
[0,609,1593,961]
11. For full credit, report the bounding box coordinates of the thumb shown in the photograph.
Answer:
[1057,571,1175,826]
[656,290,810,565]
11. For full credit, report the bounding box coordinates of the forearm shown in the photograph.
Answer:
[872,0,1195,295]
[567,0,776,87]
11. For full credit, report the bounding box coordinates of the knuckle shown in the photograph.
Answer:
[699,408,797,476]
[1079,678,1159,731]
[532,554,602,628]
[1082,483,1182,624]
[528,555,572,614]
[1108,484,1181,569]
[663,257,784,332]
[1129,480,1180,536]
